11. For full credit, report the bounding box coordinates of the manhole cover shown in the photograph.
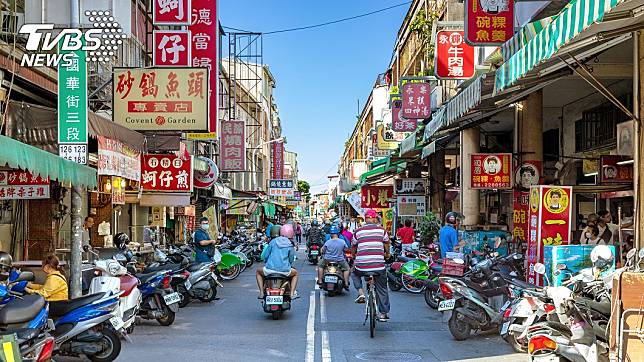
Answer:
[354,352,423,361]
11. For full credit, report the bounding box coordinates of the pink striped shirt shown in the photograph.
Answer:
[352,223,389,272]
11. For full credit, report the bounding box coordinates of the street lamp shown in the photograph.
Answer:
[252,137,285,190]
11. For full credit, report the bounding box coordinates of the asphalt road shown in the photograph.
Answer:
[117,247,525,362]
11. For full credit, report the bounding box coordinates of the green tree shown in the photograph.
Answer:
[297,180,311,202]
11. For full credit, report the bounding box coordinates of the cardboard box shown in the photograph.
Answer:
[610,272,644,360]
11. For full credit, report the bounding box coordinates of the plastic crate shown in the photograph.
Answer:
[441,259,466,277]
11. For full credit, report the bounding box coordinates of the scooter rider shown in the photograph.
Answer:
[306,220,325,250]
[256,225,300,299]
[317,226,350,290]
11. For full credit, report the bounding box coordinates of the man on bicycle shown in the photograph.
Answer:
[351,209,391,321]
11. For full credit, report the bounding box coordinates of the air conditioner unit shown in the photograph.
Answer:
[1,11,25,35]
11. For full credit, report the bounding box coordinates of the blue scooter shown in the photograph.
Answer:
[136,270,180,326]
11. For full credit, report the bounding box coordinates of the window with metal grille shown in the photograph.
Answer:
[574,95,631,152]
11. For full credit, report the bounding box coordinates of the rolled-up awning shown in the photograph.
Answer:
[0,135,97,187]
[139,192,191,207]
[89,113,145,152]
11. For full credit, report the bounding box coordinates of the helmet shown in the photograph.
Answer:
[364,209,379,218]
[329,226,340,235]
[591,245,614,270]
[280,224,295,239]
[445,212,459,225]
[113,233,130,250]
[311,220,319,227]
[270,225,282,238]
[0,251,12,281]
[324,219,331,225]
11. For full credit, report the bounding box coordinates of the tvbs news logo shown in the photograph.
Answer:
[19,10,125,67]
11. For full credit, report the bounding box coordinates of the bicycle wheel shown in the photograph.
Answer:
[369,288,376,338]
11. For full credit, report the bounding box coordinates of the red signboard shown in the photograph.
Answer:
[153,0,191,25]
[153,30,191,67]
[271,141,284,179]
[391,100,417,132]
[526,186,572,285]
[360,185,394,208]
[600,155,633,184]
[141,154,193,192]
[401,83,431,119]
[0,170,49,186]
[189,0,217,133]
[471,153,512,189]
[435,30,475,79]
[512,190,529,242]
[220,120,246,171]
[0,171,50,200]
[465,0,514,45]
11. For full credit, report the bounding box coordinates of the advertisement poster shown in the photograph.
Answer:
[515,160,541,190]
[395,178,426,195]
[471,153,512,189]
[113,67,209,131]
[401,83,431,119]
[599,155,633,184]
[361,185,394,208]
[0,171,50,200]
[435,30,475,79]
[396,195,426,217]
[526,185,572,285]
[220,120,246,171]
[465,0,514,45]
[153,30,191,66]
[391,100,417,132]
[141,154,193,192]
[97,136,141,182]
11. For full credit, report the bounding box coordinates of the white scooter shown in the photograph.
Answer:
[89,258,142,336]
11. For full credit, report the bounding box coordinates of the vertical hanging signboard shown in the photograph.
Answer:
[58,47,88,164]
[465,0,514,45]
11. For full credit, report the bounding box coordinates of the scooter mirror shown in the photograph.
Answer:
[626,248,637,260]
[556,263,567,270]
[533,263,546,275]
[14,271,34,283]
[639,248,644,259]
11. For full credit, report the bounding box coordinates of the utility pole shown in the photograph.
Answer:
[69,0,82,298]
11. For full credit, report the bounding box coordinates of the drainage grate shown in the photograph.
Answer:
[354,351,423,361]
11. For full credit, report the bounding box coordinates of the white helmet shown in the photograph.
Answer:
[590,245,614,270]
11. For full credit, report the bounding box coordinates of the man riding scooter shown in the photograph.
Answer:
[306,220,325,251]
[256,225,300,299]
[317,226,350,290]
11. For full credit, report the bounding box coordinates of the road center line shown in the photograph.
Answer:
[305,290,316,362]
[320,292,327,323]
[321,330,331,362]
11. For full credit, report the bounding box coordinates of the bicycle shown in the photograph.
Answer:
[362,272,379,338]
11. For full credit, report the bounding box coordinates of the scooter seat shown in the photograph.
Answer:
[49,293,104,318]
[4,327,39,342]
[397,256,415,263]
[0,295,45,325]
[143,263,182,273]
[187,263,209,273]
[265,273,290,280]
[136,271,163,284]
[119,274,139,295]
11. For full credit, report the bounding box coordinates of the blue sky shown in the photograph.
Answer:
[219,1,409,193]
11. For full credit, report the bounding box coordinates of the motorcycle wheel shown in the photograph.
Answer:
[503,332,527,353]
[245,255,254,268]
[400,273,427,294]
[156,304,176,326]
[423,287,442,309]
[88,327,122,362]
[198,279,218,302]
[272,310,281,320]
[388,277,402,291]
[448,311,472,341]
[220,264,241,280]
[177,285,190,308]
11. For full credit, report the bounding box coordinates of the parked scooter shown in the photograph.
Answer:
[321,262,345,296]
[178,259,221,306]
[261,273,292,320]
[136,270,180,326]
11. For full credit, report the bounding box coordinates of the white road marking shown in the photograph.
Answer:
[320,292,327,323]
[315,278,320,290]
[321,330,331,362]
[305,290,316,362]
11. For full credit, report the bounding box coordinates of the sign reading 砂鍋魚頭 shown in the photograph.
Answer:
[113,67,209,131]
[0,171,50,200]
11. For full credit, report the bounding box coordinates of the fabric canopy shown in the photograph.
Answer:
[0,135,97,187]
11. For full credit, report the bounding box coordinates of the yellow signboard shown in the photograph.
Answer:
[376,124,401,150]
[186,132,217,140]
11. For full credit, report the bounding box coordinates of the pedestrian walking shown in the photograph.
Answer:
[295,221,303,250]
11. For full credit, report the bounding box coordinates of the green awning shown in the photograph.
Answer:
[495,0,624,92]
[370,157,388,168]
[359,161,407,185]
[0,135,97,188]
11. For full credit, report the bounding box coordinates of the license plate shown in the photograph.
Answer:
[265,296,283,305]
[438,299,456,311]
[324,275,338,283]
[164,292,181,305]
[109,316,124,330]
[310,250,319,256]
[501,321,510,335]
[184,279,192,290]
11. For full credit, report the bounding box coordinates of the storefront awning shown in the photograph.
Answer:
[360,161,407,185]
[140,192,191,207]
[89,113,145,152]
[0,135,97,187]
[495,0,628,93]
[423,107,447,143]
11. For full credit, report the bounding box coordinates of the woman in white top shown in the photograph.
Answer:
[581,224,603,245]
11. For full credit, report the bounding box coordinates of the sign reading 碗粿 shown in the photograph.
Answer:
[401,83,431,119]
[268,179,294,197]
[435,30,475,79]
[220,120,246,171]
[58,47,87,164]
[471,153,512,189]
[465,0,514,45]
[113,67,209,131]
[0,171,50,200]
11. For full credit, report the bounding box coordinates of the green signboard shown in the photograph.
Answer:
[58,47,88,165]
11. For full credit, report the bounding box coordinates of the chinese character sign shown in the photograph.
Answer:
[512,190,529,242]
[471,153,512,189]
[391,100,417,132]
[141,154,193,192]
[526,185,572,286]
[153,0,191,25]
[268,179,294,197]
[58,46,87,164]
[113,68,209,131]
[395,178,426,195]
[220,120,246,171]
[396,196,426,216]
[401,83,431,119]
[435,30,475,79]
[97,136,141,182]
[189,0,217,133]
[600,155,633,184]
[153,30,191,66]
[271,141,284,179]
[361,185,394,208]
[466,0,514,45]
[0,170,49,200]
